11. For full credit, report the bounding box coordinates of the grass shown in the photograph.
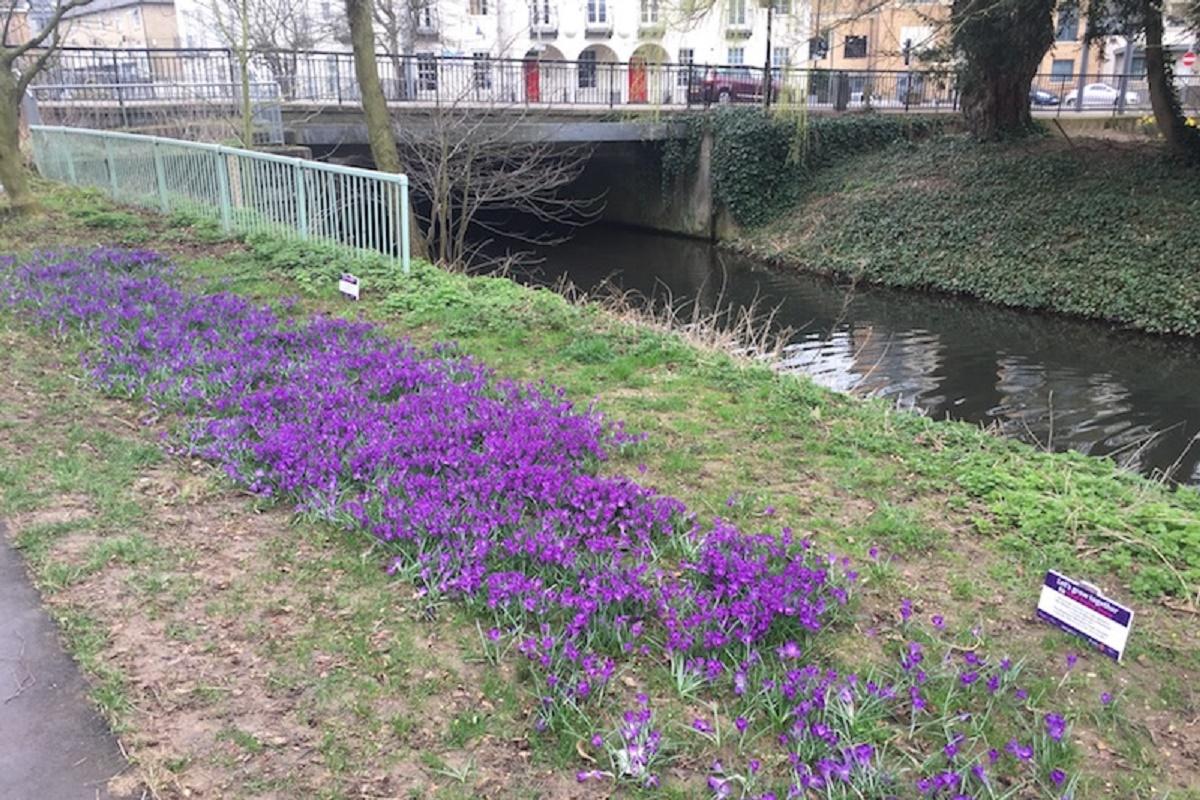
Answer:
[0,182,1197,797]
[736,134,1200,336]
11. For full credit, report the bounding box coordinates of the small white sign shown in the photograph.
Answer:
[1036,570,1134,662]
[338,273,360,301]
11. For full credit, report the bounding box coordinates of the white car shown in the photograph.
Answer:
[1063,82,1139,107]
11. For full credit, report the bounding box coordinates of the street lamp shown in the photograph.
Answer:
[761,0,774,109]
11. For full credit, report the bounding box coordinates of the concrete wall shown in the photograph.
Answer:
[569,133,715,239]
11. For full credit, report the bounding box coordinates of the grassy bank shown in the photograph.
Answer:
[1,184,1198,798]
[735,135,1200,336]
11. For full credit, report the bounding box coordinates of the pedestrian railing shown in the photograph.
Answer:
[29,125,411,274]
[22,46,1200,117]
[29,81,285,144]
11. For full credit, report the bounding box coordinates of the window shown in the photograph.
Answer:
[899,26,932,52]
[417,53,437,91]
[320,1,331,19]
[772,0,791,13]
[417,2,435,30]
[532,0,553,25]
[727,0,746,26]
[473,52,492,89]
[587,0,608,24]
[1056,7,1079,41]
[1050,58,1075,81]
[641,0,659,24]
[844,35,867,59]
[678,47,694,86]
[578,49,597,88]
[772,46,789,67]
[728,47,744,65]
[469,0,489,13]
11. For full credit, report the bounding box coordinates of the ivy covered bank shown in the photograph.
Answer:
[666,110,1200,337]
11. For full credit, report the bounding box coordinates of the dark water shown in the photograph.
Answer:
[502,225,1200,485]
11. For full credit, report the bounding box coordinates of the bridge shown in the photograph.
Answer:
[24,46,1166,240]
[25,46,1161,151]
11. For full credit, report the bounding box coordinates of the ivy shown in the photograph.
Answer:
[662,110,945,227]
[742,136,1200,336]
[659,115,705,194]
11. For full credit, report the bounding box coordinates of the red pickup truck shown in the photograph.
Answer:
[687,67,780,105]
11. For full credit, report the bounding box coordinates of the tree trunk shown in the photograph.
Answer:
[346,0,400,172]
[952,0,1055,140]
[345,0,427,260]
[1142,0,1198,157]
[0,71,34,214]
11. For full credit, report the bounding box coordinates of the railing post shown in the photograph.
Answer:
[112,51,129,127]
[153,140,169,213]
[104,138,118,197]
[63,138,77,184]
[214,147,233,233]
[294,160,308,238]
[400,175,410,275]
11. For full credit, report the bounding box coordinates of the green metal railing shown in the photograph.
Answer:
[30,125,411,274]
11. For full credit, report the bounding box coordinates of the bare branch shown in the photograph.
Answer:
[4,0,94,63]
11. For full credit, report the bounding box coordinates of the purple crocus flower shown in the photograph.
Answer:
[1045,712,1067,742]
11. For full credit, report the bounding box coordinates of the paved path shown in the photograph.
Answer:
[0,522,136,800]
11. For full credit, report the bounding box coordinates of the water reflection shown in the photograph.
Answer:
[503,225,1200,484]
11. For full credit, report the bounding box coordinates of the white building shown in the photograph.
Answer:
[161,0,811,106]
[170,0,811,68]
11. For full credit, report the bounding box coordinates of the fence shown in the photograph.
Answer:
[24,47,1200,117]
[30,125,411,274]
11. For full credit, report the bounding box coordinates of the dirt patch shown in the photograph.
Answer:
[10,494,93,530]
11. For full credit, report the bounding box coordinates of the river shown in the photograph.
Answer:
[501,224,1200,485]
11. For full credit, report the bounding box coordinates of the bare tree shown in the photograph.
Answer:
[245,0,320,100]
[204,0,257,145]
[396,86,601,266]
[200,0,322,144]
[0,0,94,212]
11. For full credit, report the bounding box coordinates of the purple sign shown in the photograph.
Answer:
[1035,570,1133,661]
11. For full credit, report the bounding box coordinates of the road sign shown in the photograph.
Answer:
[1184,51,1196,68]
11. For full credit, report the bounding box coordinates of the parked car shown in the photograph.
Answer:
[897,73,925,105]
[1063,83,1139,107]
[1030,87,1060,106]
[689,67,779,105]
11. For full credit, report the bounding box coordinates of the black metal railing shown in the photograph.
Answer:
[23,47,1200,118]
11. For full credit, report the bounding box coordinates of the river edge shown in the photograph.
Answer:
[721,234,1200,342]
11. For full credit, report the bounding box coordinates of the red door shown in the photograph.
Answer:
[629,58,647,103]
[524,59,540,102]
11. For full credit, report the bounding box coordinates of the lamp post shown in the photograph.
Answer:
[761,0,774,109]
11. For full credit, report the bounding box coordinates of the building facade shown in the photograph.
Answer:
[61,0,180,48]
[807,0,948,73]
[168,0,812,69]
